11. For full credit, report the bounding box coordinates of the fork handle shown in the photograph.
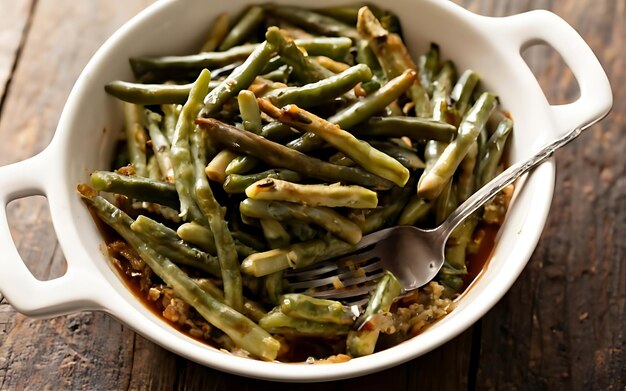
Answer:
[437,126,583,239]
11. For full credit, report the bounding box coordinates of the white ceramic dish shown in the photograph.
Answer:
[0,0,611,382]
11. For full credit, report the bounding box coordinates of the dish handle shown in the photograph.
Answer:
[497,10,613,132]
[0,151,100,319]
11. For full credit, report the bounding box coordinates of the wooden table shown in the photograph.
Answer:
[0,1,623,389]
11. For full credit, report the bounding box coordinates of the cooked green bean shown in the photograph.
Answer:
[271,104,409,186]
[241,235,353,277]
[357,7,430,117]
[285,69,417,153]
[144,109,174,182]
[419,92,498,200]
[223,169,302,194]
[90,171,179,209]
[265,5,360,41]
[418,43,440,95]
[161,104,180,143]
[200,13,229,52]
[205,150,238,183]
[240,198,362,244]
[196,118,394,189]
[280,294,356,325]
[219,6,265,51]
[245,178,378,208]
[265,27,333,84]
[123,102,148,177]
[201,41,276,116]
[457,141,478,202]
[265,64,372,108]
[355,116,456,142]
[477,118,513,188]
[191,119,243,311]
[367,141,425,170]
[259,309,352,337]
[347,271,402,357]
[450,69,480,117]
[170,69,209,223]
[130,215,221,276]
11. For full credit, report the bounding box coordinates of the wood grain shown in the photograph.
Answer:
[0,0,623,390]
[0,0,34,105]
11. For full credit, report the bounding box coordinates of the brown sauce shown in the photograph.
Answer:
[90,203,502,361]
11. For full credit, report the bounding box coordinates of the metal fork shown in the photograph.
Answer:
[285,127,583,305]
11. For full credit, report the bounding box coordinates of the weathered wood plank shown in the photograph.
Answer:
[0,0,154,390]
[0,0,34,105]
[453,1,626,390]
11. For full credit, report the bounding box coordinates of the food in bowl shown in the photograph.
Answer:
[78,4,513,362]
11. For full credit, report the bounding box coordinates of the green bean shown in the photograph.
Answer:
[176,222,256,259]
[223,169,302,194]
[431,61,457,123]
[130,44,259,79]
[260,65,292,83]
[444,215,479,270]
[200,13,229,52]
[367,141,425,170]
[90,171,179,209]
[285,69,417,153]
[260,121,299,141]
[356,7,430,117]
[292,37,353,60]
[477,118,513,188]
[418,92,498,200]
[418,43,440,95]
[131,38,351,80]
[265,5,360,41]
[265,27,333,84]
[355,116,456,142]
[219,6,265,51]
[265,64,372,108]
[450,70,480,117]
[245,178,378,209]
[161,104,181,143]
[107,81,188,105]
[191,120,243,311]
[259,218,289,304]
[259,309,352,337]
[196,118,394,189]
[398,196,432,226]
[284,220,318,242]
[205,150,238,183]
[225,155,259,175]
[78,187,280,359]
[144,109,174,182]
[130,216,221,276]
[316,6,361,25]
[193,278,267,322]
[137,237,276,359]
[170,69,210,223]
[347,271,402,357]
[238,90,262,133]
[314,56,350,73]
[328,152,355,167]
[457,141,478,202]
[123,102,147,177]
[435,180,456,225]
[272,104,409,186]
[201,41,276,117]
[360,176,417,234]
[280,294,356,325]
[241,235,354,277]
[240,198,362,244]
[177,222,217,255]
